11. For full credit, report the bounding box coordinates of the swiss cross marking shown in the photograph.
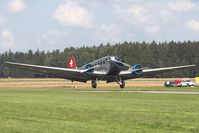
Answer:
[70,60,73,67]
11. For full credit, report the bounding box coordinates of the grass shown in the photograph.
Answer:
[0,89,199,133]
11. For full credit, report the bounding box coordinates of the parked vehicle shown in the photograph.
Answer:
[164,81,181,87]
[164,79,196,87]
[181,80,196,87]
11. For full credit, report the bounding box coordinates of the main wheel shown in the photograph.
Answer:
[119,80,125,89]
[91,80,97,88]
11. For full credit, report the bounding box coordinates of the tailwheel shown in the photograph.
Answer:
[91,80,97,88]
[119,80,125,89]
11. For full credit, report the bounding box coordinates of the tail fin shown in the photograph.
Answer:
[68,56,77,69]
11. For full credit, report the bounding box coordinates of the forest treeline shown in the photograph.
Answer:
[0,41,199,78]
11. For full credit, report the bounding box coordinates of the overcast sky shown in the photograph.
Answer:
[0,0,199,52]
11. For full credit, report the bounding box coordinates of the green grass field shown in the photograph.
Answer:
[1,89,199,133]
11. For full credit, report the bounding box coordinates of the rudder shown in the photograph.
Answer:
[68,56,77,69]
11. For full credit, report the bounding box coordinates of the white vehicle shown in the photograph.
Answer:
[181,80,196,87]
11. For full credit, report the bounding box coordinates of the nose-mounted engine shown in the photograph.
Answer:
[131,64,143,76]
[107,56,125,75]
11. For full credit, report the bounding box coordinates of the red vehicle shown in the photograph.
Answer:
[164,80,181,87]
[174,79,182,86]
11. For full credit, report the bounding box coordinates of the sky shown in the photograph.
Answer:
[0,0,199,52]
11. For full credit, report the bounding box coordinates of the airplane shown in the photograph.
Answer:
[5,55,196,89]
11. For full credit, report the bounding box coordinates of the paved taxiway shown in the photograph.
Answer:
[1,88,199,95]
[63,90,199,94]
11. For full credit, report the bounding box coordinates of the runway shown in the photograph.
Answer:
[0,88,199,94]
[63,90,199,94]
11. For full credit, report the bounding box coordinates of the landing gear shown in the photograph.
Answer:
[91,80,97,88]
[115,78,125,89]
[119,80,125,89]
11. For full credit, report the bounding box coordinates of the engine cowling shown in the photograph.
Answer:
[83,64,94,72]
[131,64,143,76]
[83,64,93,69]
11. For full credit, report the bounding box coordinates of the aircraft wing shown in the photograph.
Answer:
[119,65,196,80]
[4,62,90,82]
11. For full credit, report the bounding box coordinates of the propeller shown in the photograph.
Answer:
[131,64,143,75]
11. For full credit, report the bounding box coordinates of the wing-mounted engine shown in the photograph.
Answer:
[82,64,94,72]
[83,64,93,69]
[131,64,143,76]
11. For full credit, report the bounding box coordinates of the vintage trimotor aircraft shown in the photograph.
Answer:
[5,56,195,88]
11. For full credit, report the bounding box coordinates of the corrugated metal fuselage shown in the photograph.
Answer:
[81,56,129,82]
